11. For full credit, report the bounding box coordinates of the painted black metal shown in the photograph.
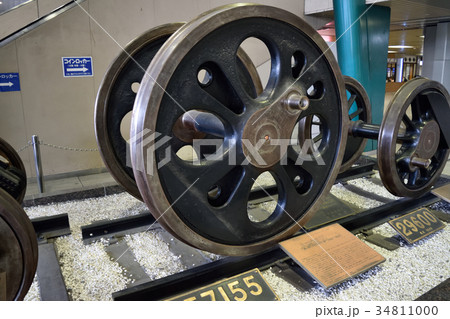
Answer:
[31,214,71,241]
[427,91,450,148]
[36,243,70,301]
[81,212,156,244]
[247,159,375,202]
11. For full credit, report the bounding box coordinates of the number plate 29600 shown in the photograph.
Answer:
[389,208,445,244]
[167,269,278,301]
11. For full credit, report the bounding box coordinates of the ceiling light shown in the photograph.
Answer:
[419,35,425,38]
[388,51,398,54]
[389,45,415,49]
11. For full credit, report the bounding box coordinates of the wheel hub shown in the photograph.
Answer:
[415,120,440,159]
[242,91,307,168]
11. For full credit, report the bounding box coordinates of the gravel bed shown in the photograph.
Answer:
[24,275,41,301]
[330,183,382,209]
[55,237,130,300]
[346,177,401,201]
[262,221,449,301]
[124,230,186,281]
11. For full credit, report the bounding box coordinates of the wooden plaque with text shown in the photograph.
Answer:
[279,223,385,289]
[432,183,450,203]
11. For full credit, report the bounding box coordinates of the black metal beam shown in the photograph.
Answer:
[81,212,157,244]
[31,213,71,241]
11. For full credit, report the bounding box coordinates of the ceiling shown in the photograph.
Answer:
[313,0,450,57]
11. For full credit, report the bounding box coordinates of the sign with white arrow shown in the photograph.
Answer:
[62,57,93,77]
[0,73,20,92]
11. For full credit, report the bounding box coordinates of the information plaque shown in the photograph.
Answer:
[389,208,445,244]
[431,183,450,203]
[0,272,6,301]
[166,269,279,301]
[279,223,385,289]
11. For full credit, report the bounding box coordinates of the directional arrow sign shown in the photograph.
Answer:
[0,73,20,92]
[62,57,93,77]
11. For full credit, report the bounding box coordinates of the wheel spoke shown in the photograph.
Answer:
[402,114,416,131]
[347,93,357,110]
[349,107,363,120]
[216,56,259,109]
[313,133,323,144]
[408,170,419,186]
[179,78,242,125]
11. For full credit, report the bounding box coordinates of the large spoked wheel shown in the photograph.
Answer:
[0,189,38,300]
[95,23,262,201]
[378,77,450,197]
[131,4,347,256]
[298,76,371,173]
[0,137,27,203]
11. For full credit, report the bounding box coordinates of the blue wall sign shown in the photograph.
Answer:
[0,73,20,92]
[62,57,93,77]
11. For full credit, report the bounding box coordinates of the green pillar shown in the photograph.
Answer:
[362,5,391,151]
[333,0,367,86]
[333,1,391,150]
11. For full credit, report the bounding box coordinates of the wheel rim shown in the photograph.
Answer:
[0,189,38,300]
[378,77,450,197]
[0,137,27,203]
[131,4,347,255]
[340,76,372,172]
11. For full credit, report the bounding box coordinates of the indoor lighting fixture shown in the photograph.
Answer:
[389,45,416,49]
[388,51,398,54]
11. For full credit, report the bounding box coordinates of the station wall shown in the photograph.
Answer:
[0,0,330,178]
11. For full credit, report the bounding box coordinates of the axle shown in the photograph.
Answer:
[349,121,409,142]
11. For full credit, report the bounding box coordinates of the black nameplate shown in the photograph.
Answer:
[167,269,278,301]
[389,208,445,244]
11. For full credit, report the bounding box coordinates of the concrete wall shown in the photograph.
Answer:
[0,0,330,178]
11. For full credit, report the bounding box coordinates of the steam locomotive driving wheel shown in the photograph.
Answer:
[131,4,348,256]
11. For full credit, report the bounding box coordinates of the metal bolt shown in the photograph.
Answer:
[283,93,310,111]
[410,156,431,169]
